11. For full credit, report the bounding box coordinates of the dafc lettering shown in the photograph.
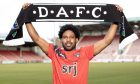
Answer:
[28,4,122,22]
[32,5,107,19]
[62,62,77,77]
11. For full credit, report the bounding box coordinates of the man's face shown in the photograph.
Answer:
[61,30,78,51]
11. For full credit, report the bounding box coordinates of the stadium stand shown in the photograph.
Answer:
[0,18,140,63]
[77,35,103,48]
[126,35,140,55]
[0,48,44,64]
[76,20,140,62]
[119,35,140,61]
[77,35,119,62]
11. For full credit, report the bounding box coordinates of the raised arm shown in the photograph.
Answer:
[93,5,123,56]
[94,23,118,56]
[23,3,49,55]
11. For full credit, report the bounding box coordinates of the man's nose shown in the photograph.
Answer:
[67,37,71,42]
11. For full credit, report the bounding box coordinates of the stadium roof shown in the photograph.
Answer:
[128,17,140,22]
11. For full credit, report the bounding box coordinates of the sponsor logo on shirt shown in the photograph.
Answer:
[62,62,77,77]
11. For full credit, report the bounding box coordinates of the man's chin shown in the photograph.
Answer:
[64,47,73,51]
[65,48,72,51]
[62,44,76,51]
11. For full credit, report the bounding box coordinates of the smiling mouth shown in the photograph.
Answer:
[66,44,71,46]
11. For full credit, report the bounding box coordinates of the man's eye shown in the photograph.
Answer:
[62,36,67,39]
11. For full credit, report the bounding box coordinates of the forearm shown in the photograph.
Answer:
[103,23,118,45]
[25,23,40,42]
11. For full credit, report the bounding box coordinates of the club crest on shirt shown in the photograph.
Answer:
[62,62,77,77]
[74,53,80,57]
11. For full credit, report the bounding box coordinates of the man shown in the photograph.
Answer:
[23,3,123,84]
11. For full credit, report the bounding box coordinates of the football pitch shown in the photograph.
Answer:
[0,62,140,84]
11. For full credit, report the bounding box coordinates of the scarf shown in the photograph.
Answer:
[3,3,138,50]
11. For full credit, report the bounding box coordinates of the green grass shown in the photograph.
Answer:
[0,62,140,84]
[89,62,140,84]
[0,63,52,84]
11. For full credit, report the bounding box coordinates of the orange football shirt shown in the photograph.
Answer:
[48,44,94,84]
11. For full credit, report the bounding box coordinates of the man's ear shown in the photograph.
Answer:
[76,38,79,43]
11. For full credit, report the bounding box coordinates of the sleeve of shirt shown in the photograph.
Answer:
[47,43,55,59]
[83,45,94,60]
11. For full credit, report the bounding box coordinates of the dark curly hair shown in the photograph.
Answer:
[58,24,80,40]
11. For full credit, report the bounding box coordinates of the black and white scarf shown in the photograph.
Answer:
[3,3,138,50]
